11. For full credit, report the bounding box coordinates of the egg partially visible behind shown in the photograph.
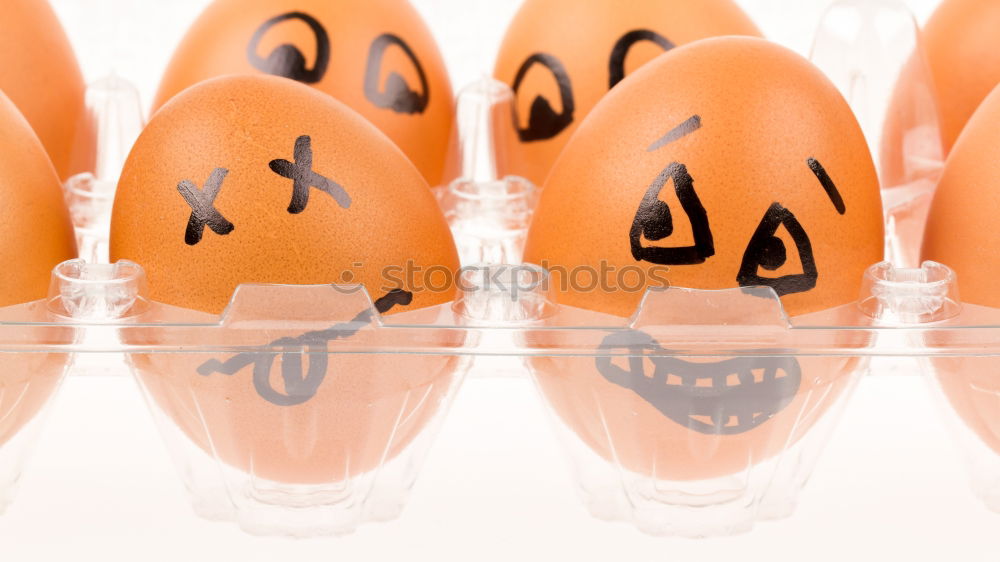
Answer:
[154,0,455,187]
[922,83,1000,461]
[921,0,1000,154]
[493,0,761,187]
[0,0,91,180]
[0,88,77,451]
[525,37,883,481]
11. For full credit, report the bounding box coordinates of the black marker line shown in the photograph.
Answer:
[197,289,414,407]
[647,115,701,152]
[246,12,331,84]
[177,168,234,246]
[511,53,575,142]
[609,29,675,89]
[807,158,846,215]
[270,135,351,214]
[363,33,430,115]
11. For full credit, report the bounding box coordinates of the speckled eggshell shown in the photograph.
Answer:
[112,75,461,484]
[0,90,77,306]
[524,37,884,481]
[923,84,1000,457]
[493,0,761,187]
[922,0,1000,154]
[0,0,92,180]
[0,88,76,451]
[924,85,1000,308]
[154,0,454,187]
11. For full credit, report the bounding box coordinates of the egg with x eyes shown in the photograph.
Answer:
[493,0,761,187]
[525,37,884,481]
[154,0,455,187]
[110,75,461,485]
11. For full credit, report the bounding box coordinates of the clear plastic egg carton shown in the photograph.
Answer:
[1,0,997,542]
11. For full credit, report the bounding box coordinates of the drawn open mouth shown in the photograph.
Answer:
[596,330,801,435]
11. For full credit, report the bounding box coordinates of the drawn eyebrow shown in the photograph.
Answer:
[807,158,846,215]
[647,115,701,152]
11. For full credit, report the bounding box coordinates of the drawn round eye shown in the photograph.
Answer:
[511,53,576,142]
[363,33,430,115]
[246,11,331,84]
[608,29,675,89]
[737,203,817,297]
[629,161,714,266]
[756,235,787,271]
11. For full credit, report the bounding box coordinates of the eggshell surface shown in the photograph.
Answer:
[154,0,455,187]
[0,0,91,180]
[112,75,459,316]
[922,0,1000,153]
[0,91,78,307]
[493,0,761,186]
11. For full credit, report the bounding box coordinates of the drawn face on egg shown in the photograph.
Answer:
[154,0,454,186]
[511,29,674,143]
[245,10,430,115]
[523,39,884,476]
[626,115,849,300]
[494,0,763,186]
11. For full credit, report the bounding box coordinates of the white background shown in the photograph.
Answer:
[3,1,995,561]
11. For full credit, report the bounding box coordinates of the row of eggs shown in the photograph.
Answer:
[1,0,1000,483]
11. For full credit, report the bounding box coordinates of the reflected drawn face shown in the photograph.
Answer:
[628,114,848,300]
[597,330,801,435]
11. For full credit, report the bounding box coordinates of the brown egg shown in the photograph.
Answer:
[923,85,1000,308]
[923,84,1000,457]
[524,37,884,481]
[0,89,76,450]
[113,75,461,484]
[113,75,458,315]
[0,0,91,180]
[493,0,761,187]
[922,0,1000,154]
[0,91,77,307]
[154,0,454,187]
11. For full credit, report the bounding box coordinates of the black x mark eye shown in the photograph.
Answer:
[247,12,331,84]
[608,29,675,89]
[737,203,818,297]
[630,161,714,265]
[269,135,351,214]
[364,33,430,115]
[177,168,234,246]
[511,53,575,142]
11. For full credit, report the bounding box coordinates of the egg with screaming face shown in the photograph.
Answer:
[154,0,455,187]
[0,0,92,180]
[923,84,1000,459]
[524,37,884,480]
[493,0,761,186]
[111,75,461,484]
[0,89,77,450]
